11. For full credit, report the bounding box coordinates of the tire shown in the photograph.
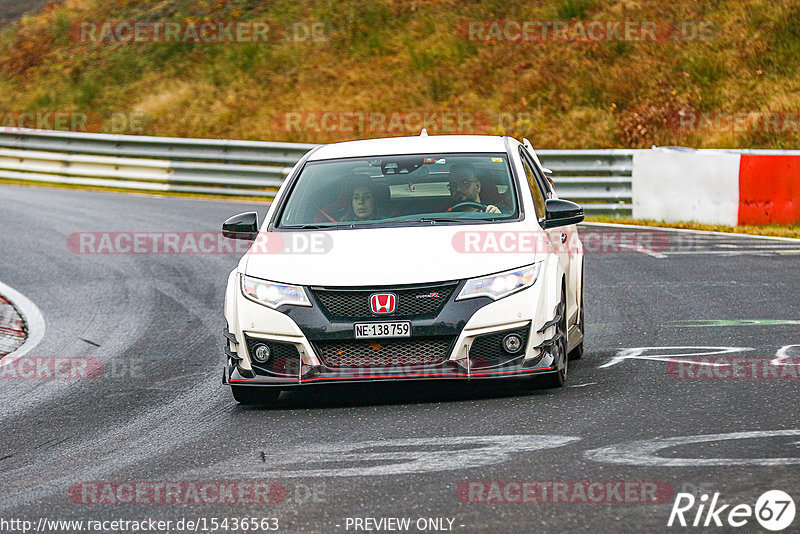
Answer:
[540,286,569,388]
[569,266,585,361]
[231,385,281,405]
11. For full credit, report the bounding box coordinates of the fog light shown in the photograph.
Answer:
[253,343,271,363]
[503,334,523,353]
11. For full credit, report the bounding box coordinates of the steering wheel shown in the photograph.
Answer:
[449,202,487,212]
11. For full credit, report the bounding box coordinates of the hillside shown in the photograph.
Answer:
[1,0,799,148]
[0,0,51,26]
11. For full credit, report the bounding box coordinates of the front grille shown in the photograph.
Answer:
[310,282,457,319]
[244,335,301,377]
[314,337,455,368]
[469,325,531,369]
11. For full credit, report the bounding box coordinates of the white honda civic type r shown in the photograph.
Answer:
[221,134,585,404]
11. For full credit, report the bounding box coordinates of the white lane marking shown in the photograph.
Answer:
[204,435,581,478]
[599,346,751,369]
[581,222,800,243]
[771,345,800,366]
[0,279,46,368]
[567,382,597,388]
[618,243,667,258]
[585,429,800,467]
[674,319,800,328]
[708,244,800,249]
[664,250,800,256]
[681,245,800,250]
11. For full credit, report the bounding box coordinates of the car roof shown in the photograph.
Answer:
[307,135,515,161]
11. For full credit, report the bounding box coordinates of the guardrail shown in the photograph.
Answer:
[0,128,635,215]
[538,149,635,215]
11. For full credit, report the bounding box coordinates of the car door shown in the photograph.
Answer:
[519,148,579,323]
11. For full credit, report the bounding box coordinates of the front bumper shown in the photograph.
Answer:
[223,275,562,387]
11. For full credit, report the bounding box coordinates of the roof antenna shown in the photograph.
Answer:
[420,128,428,136]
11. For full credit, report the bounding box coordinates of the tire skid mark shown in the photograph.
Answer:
[0,275,155,416]
[0,279,230,513]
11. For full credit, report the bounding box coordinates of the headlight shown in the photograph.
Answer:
[241,275,311,309]
[456,263,540,301]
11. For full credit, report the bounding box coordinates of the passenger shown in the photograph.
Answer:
[447,163,501,213]
[339,176,383,222]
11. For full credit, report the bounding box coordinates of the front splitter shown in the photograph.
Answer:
[224,359,556,387]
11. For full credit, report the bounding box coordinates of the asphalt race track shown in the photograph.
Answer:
[0,184,798,533]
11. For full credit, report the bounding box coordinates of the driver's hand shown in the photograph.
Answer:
[485,205,501,214]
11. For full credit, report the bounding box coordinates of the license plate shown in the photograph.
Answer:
[354,321,412,339]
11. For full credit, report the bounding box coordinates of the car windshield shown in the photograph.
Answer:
[277,153,519,228]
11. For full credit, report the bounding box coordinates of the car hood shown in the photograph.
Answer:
[242,222,543,286]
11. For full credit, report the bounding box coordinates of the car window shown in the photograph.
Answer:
[520,147,553,197]
[276,153,519,228]
[519,153,546,220]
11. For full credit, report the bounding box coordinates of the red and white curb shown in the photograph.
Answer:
[0,280,46,367]
[0,295,25,356]
[633,149,800,226]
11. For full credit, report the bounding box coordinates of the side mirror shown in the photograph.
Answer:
[222,212,259,241]
[542,199,584,229]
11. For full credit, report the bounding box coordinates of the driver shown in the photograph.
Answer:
[447,163,501,213]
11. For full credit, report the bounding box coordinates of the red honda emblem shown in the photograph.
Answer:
[370,293,397,314]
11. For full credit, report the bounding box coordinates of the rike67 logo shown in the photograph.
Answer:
[669,490,795,531]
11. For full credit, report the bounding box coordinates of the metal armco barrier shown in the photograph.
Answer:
[0,128,636,215]
[537,149,636,215]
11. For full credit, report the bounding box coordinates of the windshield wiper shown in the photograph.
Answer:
[282,224,339,230]
[410,217,483,224]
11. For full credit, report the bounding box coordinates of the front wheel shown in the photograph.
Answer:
[231,385,281,405]
[540,288,569,388]
[569,269,585,360]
